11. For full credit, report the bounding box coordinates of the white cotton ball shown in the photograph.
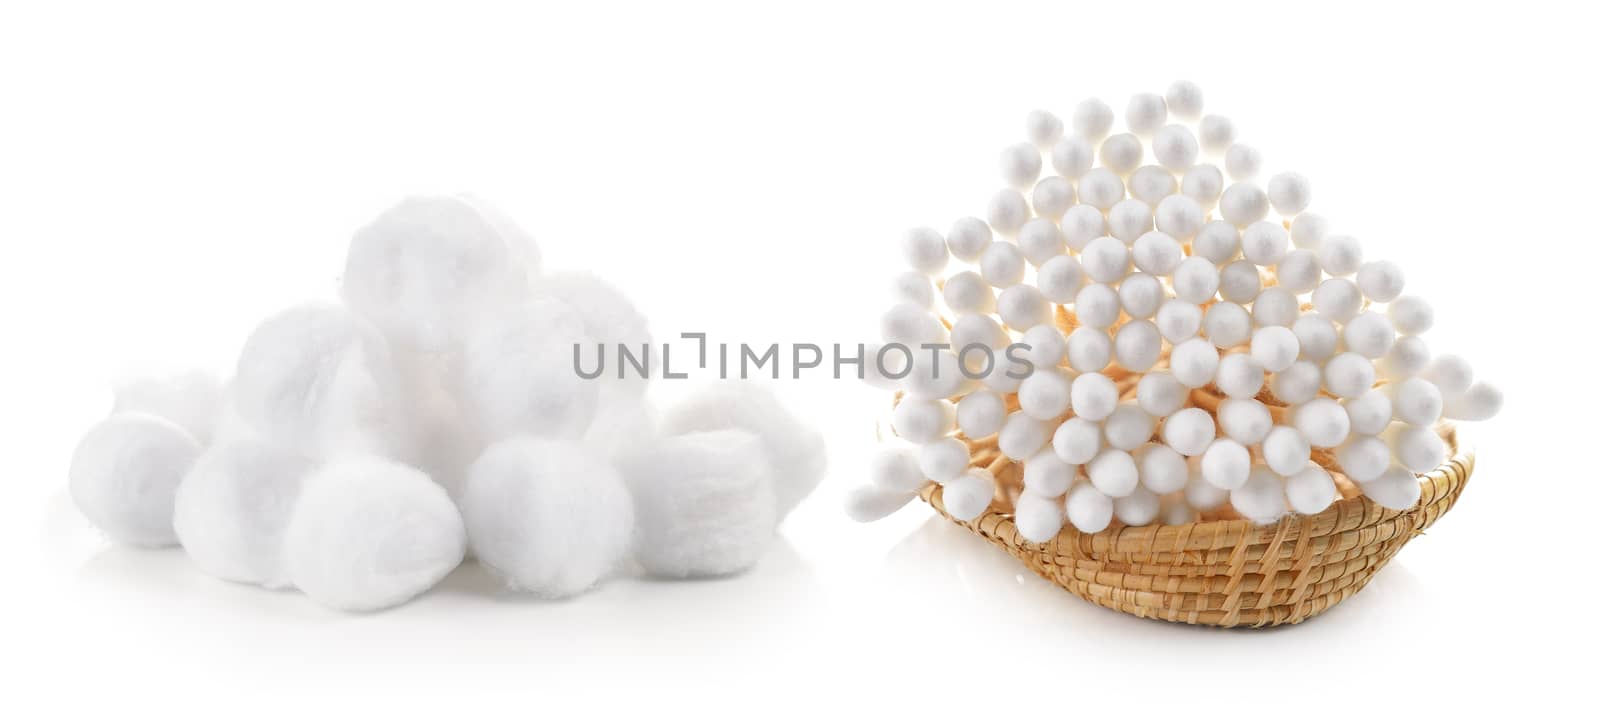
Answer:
[1293,314,1340,363]
[947,217,994,262]
[1380,335,1431,379]
[1231,467,1287,524]
[1154,195,1204,241]
[1285,465,1339,515]
[1444,382,1504,421]
[1170,338,1220,388]
[1115,487,1161,526]
[1132,231,1183,276]
[1069,372,1119,422]
[1082,237,1131,284]
[1193,221,1240,263]
[1201,438,1251,490]
[1217,353,1265,398]
[1079,167,1126,210]
[69,413,200,548]
[1275,250,1321,294]
[1014,493,1066,543]
[1250,325,1300,373]
[1032,177,1076,221]
[890,271,936,309]
[1290,213,1329,249]
[618,430,778,578]
[1267,172,1312,216]
[998,284,1051,330]
[1294,398,1351,448]
[1037,255,1085,304]
[1052,136,1095,179]
[1218,261,1262,303]
[1165,80,1204,119]
[1060,204,1106,251]
[1137,371,1189,418]
[1337,437,1391,483]
[870,446,925,493]
[1425,354,1474,397]
[458,299,600,441]
[1392,377,1444,425]
[1361,466,1422,511]
[1026,109,1064,147]
[1104,403,1156,451]
[1271,361,1322,406]
[1252,287,1299,328]
[844,485,916,523]
[1072,98,1115,141]
[1262,426,1310,476]
[999,412,1052,460]
[1066,482,1114,533]
[1224,143,1262,181]
[1140,444,1189,495]
[1388,295,1434,335]
[1018,218,1065,266]
[112,369,224,445]
[1218,397,1272,445]
[1197,115,1235,154]
[1130,165,1177,205]
[1312,278,1363,323]
[173,438,311,587]
[893,397,955,444]
[1099,134,1144,176]
[1241,221,1289,266]
[1114,319,1163,372]
[284,458,466,611]
[1391,424,1448,472]
[1317,234,1363,277]
[1156,300,1202,343]
[1153,125,1199,171]
[902,227,950,275]
[1107,199,1153,244]
[1161,497,1195,525]
[1000,142,1043,189]
[342,195,530,353]
[1345,389,1394,436]
[529,271,653,381]
[941,471,995,522]
[1053,417,1102,465]
[1173,256,1221,303]
[1067,327,1112,373]
[1203,302,1252,348]
[1019,368,1073,420]
[943,271,996,314]
[918,438,971,484]
[956,390,1007,439]
[1075,283,1122,329]
[987,189,1030,236]
[1185,473,1230,511]
[980,241,1026,287]
[1325,352,1377,398]
[1357,260,1405,303]
[1125,93,1167,136]
[462,438,632,598]
[1182,164,1225,209]
[1019,324,1068,369]
[1162,407,1215,456]
[1023,451,1074,498]
[232,304,407,460]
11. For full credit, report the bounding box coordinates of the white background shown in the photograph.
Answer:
[2,1,1593,708]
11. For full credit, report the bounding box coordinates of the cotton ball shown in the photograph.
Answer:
[1132,231,1183,275]
[892,397,954,444]
[1218,261,1262,303]
[462,438,632,598]
[1425,354,1474,397]
[1052,136,1095,179]
[1362,466,1423,511]
[1023,451,1074,498]
[1099,134,1144,176]
[947,217,994,262]
[943,271,996,314]
[1170,338,1220,388]
[1293,314,1340,363]
[1285,466,1339,515]
[1066,482,1114,533]
[1153,125,1199,171]
[1130,165,1177,205]
[980,241,1026,287]
[1271,361,1322,406]
[1217,353,1265,398]
[1139,444,1189,495]
[1104,403,1156,451]
[999,412,1052,460]
[1219,397,1272,445]
[1337,437,1391,483]
[1204,302,1252,348]
[1156,300,1202,344]
[1074,283,1122,329]
[1252,287,1299,328]
[1357,260,1405,303]
[1072,98,1114,141]
[1115,487,1161,526]
[1124,93,1167,136]
[1197,115,1236,154]
[1444,382,1504,421]
[1037,255,1085,304]
[1014,493,1066,543]
[232,304,407,460]
[1162,407,1215,456]
[1324,352,1377,398]
[1018,368,1073,420]
[1317,235,1363,277]
[941,471,995,522]
[1060,204,1106,251]
[342,195,529,353]
[1294,398,1351,448]
[1266,172,1312,216]
[1114,320,1162,372]
[458,299,600,441]
[1262,426,1310,475]
[1079,167,1126,210]
[1193,221,1240,263]
[284,457,466,611]
[1185,473,1230,511]
[1032,178,1076,221]
[1312,278,1363,323]
[1250,325,1300,373]
[956,390,1006,439]
[531,270,652,375]
[1392,377,1444,425]
[918,438,971,484]
[1182,164,1225,209]
[844,485,916,523]
[112,369,224,445]
[1241,221,1289,266]
[1019,324,1068,369]
[173,438,311,587]
[987,189,1030,236]
[1137,371,1189,418]
[1345,389,1394,436]
[618,431,778,578]
[1224,143,1262,181]
[1026,109,1064,146]
[1069,373,1119,422]
[870,446,925,493]
[1231,467,1287,524]
[1201,438,1251,490]
[1391,424,1448,472]
[1388,295,1434,335]
[1107,199,1154,244]
[1053,417,1102,465]
[69,413,201,547]
[902,227,950,275]
[1154,195,1204,241]
[1173,256,1220,303]
[1275,250,1321,295]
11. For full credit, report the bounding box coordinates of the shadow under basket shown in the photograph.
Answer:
[920,428,1473,628]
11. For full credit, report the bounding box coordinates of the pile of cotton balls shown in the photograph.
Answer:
[847,82,1501,541]
[68,195,825,612]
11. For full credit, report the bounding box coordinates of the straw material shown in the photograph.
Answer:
[921,418,1473,628]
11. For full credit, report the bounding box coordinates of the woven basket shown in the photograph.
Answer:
[920,408,1473,628]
